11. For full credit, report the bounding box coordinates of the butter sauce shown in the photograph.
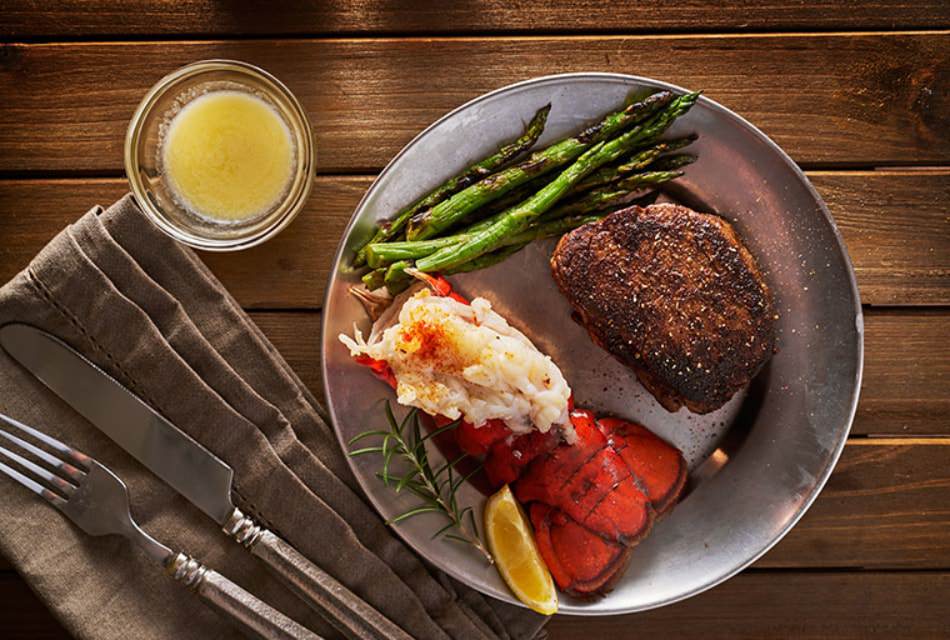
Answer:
[161,90,295,222]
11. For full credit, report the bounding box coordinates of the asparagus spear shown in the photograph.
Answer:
[366,236,457,268]
[361,268,386,290]
[624,87,659,107]
[385,260,413,289]
[445,242,529,275]
[650,153,697,171]
[352,103,552,266]
[367,194,535,267]
[406,91,675,241]
[633,134,696,165]
[367,186,558,267]
[574,146,663,193]
[382,213,606,294]
[416,92,701,273]
[456,171,552,223]
[617,167,690,190]
[575,134,696,193]
[550,169,685,218]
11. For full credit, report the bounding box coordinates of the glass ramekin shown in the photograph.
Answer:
[124,59,314,251]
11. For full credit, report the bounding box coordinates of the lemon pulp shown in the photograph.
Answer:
[161,90,295,222]
[485,485,558,615]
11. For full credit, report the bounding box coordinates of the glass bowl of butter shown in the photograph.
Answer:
[125,59,314,251]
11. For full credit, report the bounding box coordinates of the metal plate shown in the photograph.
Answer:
[321,73,863,615]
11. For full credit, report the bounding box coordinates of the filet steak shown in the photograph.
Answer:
[550,203,776,414]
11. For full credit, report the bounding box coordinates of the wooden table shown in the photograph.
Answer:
[1,3,948,638]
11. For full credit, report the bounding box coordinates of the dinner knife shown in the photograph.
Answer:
[0,323,411,640]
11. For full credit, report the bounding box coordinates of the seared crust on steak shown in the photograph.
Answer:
[550,203,775,414]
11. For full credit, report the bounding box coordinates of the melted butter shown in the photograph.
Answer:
[161,91,294,222]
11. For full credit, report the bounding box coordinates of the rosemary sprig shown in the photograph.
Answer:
[349,403,493,564]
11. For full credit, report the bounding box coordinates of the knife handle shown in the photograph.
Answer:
[166,552,322,640]
[224,509,412,640]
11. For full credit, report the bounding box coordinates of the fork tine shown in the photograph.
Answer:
[0,412,90,473]
[0,459,67,508]
[0,442,77,497]
[0,427,70,471]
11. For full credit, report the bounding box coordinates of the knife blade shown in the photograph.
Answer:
[0,323,411,640]
[0,323,236,523]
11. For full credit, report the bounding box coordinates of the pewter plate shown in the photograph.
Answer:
[321,73,863,615]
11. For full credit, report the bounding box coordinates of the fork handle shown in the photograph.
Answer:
[167,553,322,640]
[224,509,411,640]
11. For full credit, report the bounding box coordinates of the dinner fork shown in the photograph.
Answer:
[0,411,322,640]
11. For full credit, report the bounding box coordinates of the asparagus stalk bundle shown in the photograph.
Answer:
[415,91,701,273]
[352,103,552,266]
[406,91,675,241]
[365,168,686,268]
[354,89,702,291]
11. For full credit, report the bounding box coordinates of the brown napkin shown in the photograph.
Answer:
[0,195,547,640]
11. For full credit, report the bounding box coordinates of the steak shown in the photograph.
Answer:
[550,203,776,414]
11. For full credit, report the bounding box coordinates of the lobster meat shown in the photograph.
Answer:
[513,411,686,596]
[349,272,687,597]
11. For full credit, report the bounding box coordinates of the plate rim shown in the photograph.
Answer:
[320,72,865,616]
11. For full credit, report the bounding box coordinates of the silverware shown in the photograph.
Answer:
[0,324,411,640]
[0,411,321,640]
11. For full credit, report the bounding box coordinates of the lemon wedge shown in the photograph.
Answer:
[484,484,558,615]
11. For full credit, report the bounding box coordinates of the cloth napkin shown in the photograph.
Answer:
[0,195,547,640]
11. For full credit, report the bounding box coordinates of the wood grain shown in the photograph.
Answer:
[0,170,947,308]
[809,170,950,306]
[2,570,949,640]
[3,1,948,38]
[0,34,946,173]
[757,439,950,568]
[858,310,950,435]
[548,571,950,639]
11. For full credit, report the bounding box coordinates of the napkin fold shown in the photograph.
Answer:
[0,195,547,640]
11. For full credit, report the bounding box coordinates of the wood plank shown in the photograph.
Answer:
[251,309,950,437]
[858,310,950,435]
[3,1,949,39]
[0,34,946,173]
[2,570,948,639]
[809,170,950,306]
[756,439,950,568]
[0,170,947,308]
[547,571,950,639]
